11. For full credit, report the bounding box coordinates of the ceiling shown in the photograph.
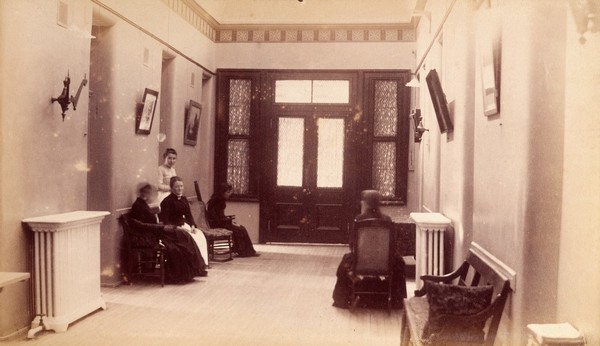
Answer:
[193,0,419,25]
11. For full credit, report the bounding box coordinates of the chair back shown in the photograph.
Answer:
[119,214,160,248]
[119,214,133,247]
[352,218,393,276]
[195,200,211,231]
[194,180,203,202]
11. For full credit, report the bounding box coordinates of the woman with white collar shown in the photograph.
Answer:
[160,176,209,265]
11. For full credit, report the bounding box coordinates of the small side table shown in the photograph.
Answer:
[0,272,30,292]
[527,323,585,346]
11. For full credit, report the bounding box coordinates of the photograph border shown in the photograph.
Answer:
[136,88,159,135]
[184,100,202,146]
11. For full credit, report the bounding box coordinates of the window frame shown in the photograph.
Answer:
[215,70,261,201]
[363,71,410,205]
[215,69,410,205]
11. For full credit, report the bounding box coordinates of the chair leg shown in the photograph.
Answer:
[388,276,393,314]
[159,251,165,287]
[349,280,358,312]
[400,308,410,346]
[209,238,215,261]
[228,236,233,260]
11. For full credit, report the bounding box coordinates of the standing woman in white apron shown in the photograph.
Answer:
[157,148,178,204]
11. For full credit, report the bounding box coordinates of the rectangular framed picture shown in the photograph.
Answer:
[136,88,159,135]
[477,17,501,116]
[184,100,202,146]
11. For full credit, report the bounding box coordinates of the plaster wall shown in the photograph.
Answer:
[0,0,93,337]
[415,1,578,343]
[87,0,217,285]
[556,7,600,344]
[0,0,216,336]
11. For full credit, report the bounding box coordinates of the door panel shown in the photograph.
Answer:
[316,118,345,188]
[265,112,352,243]
[276,117,305,187]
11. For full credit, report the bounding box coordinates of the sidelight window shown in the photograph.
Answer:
[367,77,408,203]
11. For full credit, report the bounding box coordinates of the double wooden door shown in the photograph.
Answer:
[261,72,359,244]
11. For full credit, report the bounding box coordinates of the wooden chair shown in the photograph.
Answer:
[119,214,165,287]
[194,181,234,262]
[349,218,394,313]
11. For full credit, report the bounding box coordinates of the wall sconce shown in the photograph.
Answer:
[411,109,429,143]
[51,72,88,121]
[569,0,599,44]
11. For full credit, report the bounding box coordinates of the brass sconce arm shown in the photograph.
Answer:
[51,72,88,121]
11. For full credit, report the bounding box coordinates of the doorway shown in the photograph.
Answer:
[261,72,359,243]
[215,69,410,245]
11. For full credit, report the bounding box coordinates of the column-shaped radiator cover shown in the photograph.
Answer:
[23,211,109,338]
[409,212,451,291]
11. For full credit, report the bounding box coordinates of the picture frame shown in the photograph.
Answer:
[184,100,202,146]
[425,69,453,133]
[477,17,501,116]
[136,88,159,135]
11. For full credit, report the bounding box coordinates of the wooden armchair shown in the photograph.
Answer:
[119,214,165,287]
[349,218,394,312]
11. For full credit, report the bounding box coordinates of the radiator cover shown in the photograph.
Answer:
[23,211,109,338]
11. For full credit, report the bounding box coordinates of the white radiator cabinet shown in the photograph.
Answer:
[22,211,110,338]
[409,212,452,291]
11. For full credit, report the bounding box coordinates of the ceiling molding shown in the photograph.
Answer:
[163,0,417,43]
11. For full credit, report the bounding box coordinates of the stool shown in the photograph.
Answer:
[527,323,585,346]
[202,228,234,262]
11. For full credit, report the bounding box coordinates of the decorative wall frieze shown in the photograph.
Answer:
[163,0,416,43]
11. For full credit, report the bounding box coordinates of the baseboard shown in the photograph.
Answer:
[265,242,348,247]
[0,325,28,341]
[101,280,124,288]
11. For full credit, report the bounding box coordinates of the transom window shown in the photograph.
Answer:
[275,80,350,104]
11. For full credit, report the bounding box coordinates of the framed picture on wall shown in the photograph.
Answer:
[477,16,501,116]
[184,100,202,146]
[136,88,159,135]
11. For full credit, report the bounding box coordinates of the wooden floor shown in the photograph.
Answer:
[14,244,415,346]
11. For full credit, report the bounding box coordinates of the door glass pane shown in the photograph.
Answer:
[227,139,250,194]
[317,118,345,188]
[275,80,312,103]
[228,79,251,135]
[373,141,396,197]
[312,80,350,104]
[277,117,304,187]
[374,80,398,136]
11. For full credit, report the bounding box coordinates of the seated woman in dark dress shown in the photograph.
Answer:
[207,183,258,257]
[159,176,209,262]
[129,183,207,283]
[332,190,406,309]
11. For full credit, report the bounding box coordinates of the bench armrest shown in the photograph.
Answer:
[415,262,470,296]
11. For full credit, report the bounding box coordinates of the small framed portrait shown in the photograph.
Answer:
[184,100,202,146]
[136,88,159,135]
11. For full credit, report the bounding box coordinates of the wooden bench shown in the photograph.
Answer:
[401,245,512,346]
